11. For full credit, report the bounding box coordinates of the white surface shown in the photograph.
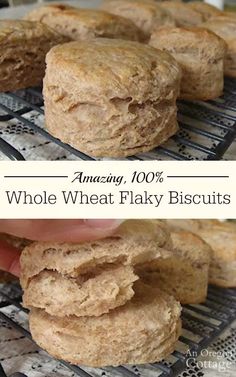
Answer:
[204,0,224,10]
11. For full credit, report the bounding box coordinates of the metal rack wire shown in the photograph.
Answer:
[0,78,236,161]
[0,282,235,377]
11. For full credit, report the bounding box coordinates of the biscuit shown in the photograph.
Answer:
[29,281,181,367]
[149,26,226,100]
[160,1,203,27]
[195,221,236,288]
[43,39,181,158]
[188,1,223,21]
[101,0,175,40]
[201,16,236,77]
[165,220,236,288]
[0,20,66,92]
[21,220,172,316]
[25,5,143,42]
[140,230,211,304]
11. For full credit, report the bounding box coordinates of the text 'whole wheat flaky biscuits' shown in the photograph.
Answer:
[0,20,67,92]
[149,26,227,100]
[21,220,172,317]
[140,229,211,304]
[25,4,143,42]
[43,39,181,158]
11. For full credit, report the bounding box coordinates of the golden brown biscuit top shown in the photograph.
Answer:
[116,220,172,248]
[160,1,203,25]
[0,19,60,43]
[150,26,227,58]
[26,6,140,32]
[188,1,223,21]
[202,16,236,40]
[45,39,181,100]
[102,0,173,20]
[171,230,212,264]
[24,3,79,21]
[197,221,236,263]
[166,220,236,263]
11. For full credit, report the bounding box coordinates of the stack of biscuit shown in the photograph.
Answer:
[20,220,182,367]
[19,218,235,366]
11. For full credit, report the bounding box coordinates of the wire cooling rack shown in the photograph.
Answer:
[0,78,236,161]
[0,282,235,377]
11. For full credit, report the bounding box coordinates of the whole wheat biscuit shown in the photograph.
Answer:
[101,0,175,40]
[196,221,236,288]
[149,26,226,100]
[43,39,181,158]
[188,1,223,21]
[160,1,203,27]
[201,16,236,77]
[140,230,211,304]
[21,220,172,315]
[29,281,181,367]
[165,220,236,288]
[0,20,66,92]
[25,5,143,42]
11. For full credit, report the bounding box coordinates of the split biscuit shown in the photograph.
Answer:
[21,220,173,316]
[29,281,181,367]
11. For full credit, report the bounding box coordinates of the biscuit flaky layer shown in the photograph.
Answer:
[43,38,181,157]
[25,4,143,42]
[0,20,66,92]
[21,220,173,316]
[140,230,211,304]
[29,281,181,367]
[149,26,226,100]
